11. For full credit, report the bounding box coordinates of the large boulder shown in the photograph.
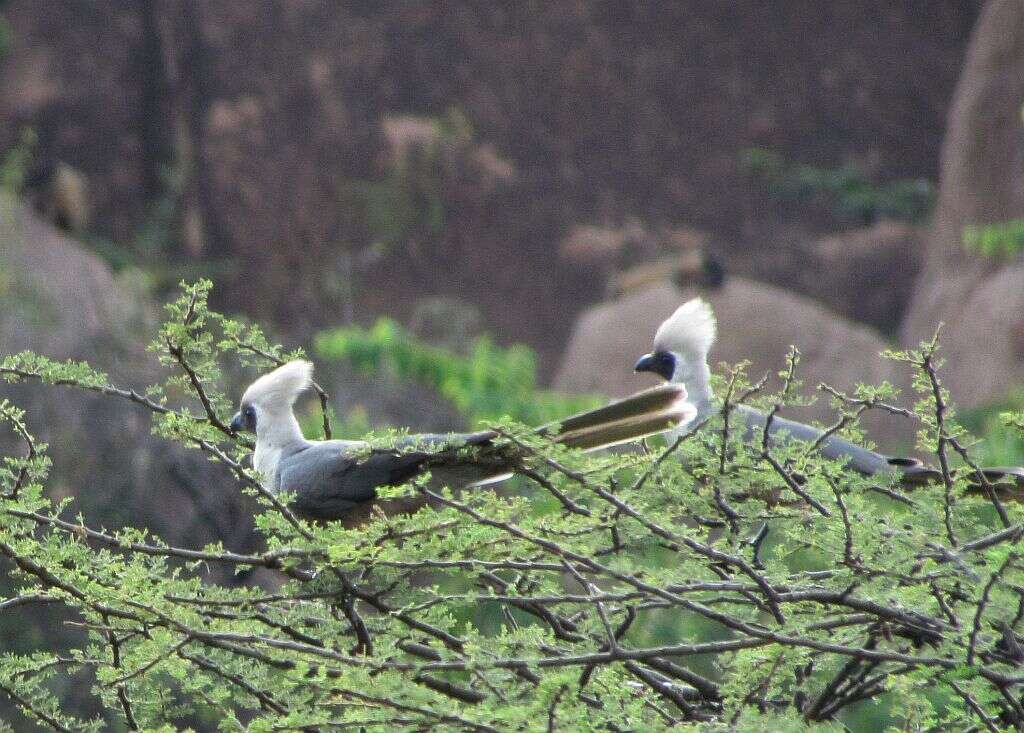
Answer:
[0,199,145,368]
[900,0,1024,407]
[804,221,924,333]
[554,279,914,448]
[0,198,254,552]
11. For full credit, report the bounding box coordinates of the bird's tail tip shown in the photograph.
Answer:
[890,457,1024,492]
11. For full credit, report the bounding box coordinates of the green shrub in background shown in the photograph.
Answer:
[961,390,1024,467]
[350,156,445,255]
[0,127,35,195]
[83,162,237,297]
[349,108,472,256]
[0,12,11,59]
[0,281,1023,731]
[316,318,602,428]
[740,147,935,225]
[963,219,1024,259]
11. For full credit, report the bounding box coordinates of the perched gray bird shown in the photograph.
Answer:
[634,298,1024,487]
[230,360,696,521]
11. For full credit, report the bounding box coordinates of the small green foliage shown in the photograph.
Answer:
[741,146,935,224]
[960,391,1024,467]
[0,281,1022,730]
[0,12,10,59]
[963,219,1024,259]
[351,168,445,252]
[0,127,35,194]
[348,107,474,259]
[316,318,602,427]
[83,163,236,295]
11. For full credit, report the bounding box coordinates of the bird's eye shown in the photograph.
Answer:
[244,406,255,418]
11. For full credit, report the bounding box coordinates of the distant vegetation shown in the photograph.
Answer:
[0,127,34,194]
[741,147,935,225]
[316,317,601,428]
[961,390,1024,467]
[0,12,10,60]
[350,113,459,255]
[84,163,238,294]
[963,219,1024,259]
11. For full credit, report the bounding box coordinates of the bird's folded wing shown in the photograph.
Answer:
[279,434,500,521]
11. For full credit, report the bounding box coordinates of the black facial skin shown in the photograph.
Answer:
[229,405,257,433]
[634,351,676,381]
[700,254,725,289]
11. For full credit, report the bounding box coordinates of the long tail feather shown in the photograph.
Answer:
[539,384,689,436]
[539,384,696,452]
[556,409,694,451]
[447,385,695,490]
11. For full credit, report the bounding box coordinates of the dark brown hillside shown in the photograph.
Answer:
[0,2,982,371]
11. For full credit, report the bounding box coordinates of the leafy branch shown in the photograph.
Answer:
[0,282,1022,731]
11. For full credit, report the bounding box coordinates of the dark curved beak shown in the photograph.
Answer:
[634,351,676,381]
[634,353,657,374]
[229,412,245,433]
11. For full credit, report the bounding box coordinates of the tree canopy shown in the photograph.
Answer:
[0,281,1023,731]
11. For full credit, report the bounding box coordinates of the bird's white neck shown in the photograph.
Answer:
[253,408,307,487]
[672,353,715,421]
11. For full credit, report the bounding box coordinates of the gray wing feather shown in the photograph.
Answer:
[278,433,499,521]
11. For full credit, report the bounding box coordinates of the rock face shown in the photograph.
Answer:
[0,4,161,242]
[0,200,143,368]
[1,1,978,240]
[554,279,914,448]
[804,221,924,333]
[900,0,1024,408]
[0,199,253,556]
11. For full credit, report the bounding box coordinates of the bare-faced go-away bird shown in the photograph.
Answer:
[634,298,1024,488]
[230,360,696,522]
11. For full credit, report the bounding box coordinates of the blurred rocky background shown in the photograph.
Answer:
[0,1,984,361]
[4,2,1024,726]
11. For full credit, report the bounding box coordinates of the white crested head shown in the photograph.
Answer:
[653,298,717,361]
[241,359,314,412]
